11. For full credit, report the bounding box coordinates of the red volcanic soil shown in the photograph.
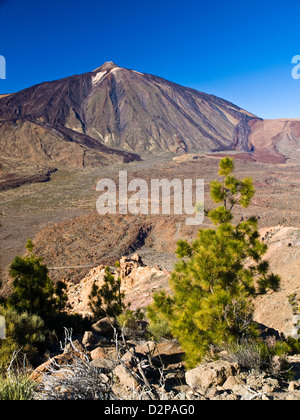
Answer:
[209,118,300,164]
[249,119,300,162]
[207,152,287,164]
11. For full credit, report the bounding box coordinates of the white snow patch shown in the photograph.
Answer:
[92,71,107,86]
[110,68,121,74]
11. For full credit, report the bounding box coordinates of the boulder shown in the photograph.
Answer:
[90,358,115,371]
[134,341,156,357]
[185,361,240,391]
[113,364,139,389]
[30,349,87,382]
[90,346,108,360]
[82,331,108,348]
[63,339,86,356]
[82,331,96,347]
[153,341,185,366]
[91,317,116,338]
[222,375,245,396]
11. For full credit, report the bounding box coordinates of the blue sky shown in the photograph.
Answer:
[0,0,299,119]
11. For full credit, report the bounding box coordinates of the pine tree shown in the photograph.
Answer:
[8,239,68,321]
[89,266,125,319]
[148,158,280,368]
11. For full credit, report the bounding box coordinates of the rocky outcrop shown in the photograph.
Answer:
[66,254,170,316]
[253,226,300,338]
[184,359,300,400]
[63,224,300,341]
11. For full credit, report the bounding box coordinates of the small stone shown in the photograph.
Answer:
[222,375,244,390]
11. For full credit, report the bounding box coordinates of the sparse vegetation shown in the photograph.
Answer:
[222,340,292,379]
[0,374,36,400]
[117,309,148,340]
[0,239,91,373]
[146,316,172,342]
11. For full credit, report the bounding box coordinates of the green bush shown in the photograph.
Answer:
[117,309,148,339]
[147,317,172,341]
[147,304,172,341]
[0,339,19,373]
[285,336,300,355]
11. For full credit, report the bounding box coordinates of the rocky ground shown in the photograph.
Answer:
[66,254,171,314]
[30,318,300,401]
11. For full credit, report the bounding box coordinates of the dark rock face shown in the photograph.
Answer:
[232,114,253,152]
[0,72,92,125]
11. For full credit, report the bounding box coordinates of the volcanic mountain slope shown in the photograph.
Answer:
[0,62,261,175]
[80,62,260,154]
[2,61,300,186]
[0,65,142,189]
